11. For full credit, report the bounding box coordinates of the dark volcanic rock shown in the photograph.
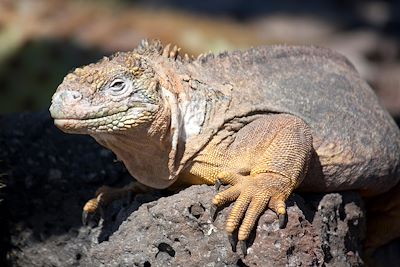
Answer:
[0,111,147,266]
[84,186,365,267]
[0,111,370,266]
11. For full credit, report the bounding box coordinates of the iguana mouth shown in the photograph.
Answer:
[53,110,137,133]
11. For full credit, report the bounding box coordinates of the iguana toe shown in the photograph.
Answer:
[82,198,101,226]
[81,186,113,226]
[212,185,241,207]
[225,190,252,234]
[268,196,288,228]
[237,193,269,241]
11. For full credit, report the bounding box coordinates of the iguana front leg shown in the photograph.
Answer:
[187,114,313,253]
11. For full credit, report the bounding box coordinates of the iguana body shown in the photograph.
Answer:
[49,40,400,252]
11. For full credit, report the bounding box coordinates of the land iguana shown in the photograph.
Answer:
[49,39,400,254]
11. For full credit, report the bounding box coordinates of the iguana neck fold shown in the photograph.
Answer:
[153,59,235,180]
[90,102,175,189]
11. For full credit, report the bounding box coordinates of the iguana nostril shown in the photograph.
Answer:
[61,91,82,102]
[72,91,81,99]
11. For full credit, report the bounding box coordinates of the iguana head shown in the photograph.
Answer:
[50,42,163,135]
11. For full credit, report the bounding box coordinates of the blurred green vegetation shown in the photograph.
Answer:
[0,39,103,114]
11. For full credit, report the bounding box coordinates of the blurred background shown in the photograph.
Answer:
[0,0,399,121]
[0,0,400,266]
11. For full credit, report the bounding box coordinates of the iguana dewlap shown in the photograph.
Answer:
[49,40,400,252]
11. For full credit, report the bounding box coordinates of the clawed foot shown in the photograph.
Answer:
[81,182,150,226]
[210,171,290,255]
[82,199,102,226]
[82,185,111,226]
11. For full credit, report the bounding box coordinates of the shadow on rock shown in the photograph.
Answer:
[0,111,164,266]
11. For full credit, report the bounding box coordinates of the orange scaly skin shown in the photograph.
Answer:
[180,114,312,241]
[50,39,400,253]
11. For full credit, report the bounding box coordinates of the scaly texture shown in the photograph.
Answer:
[182,114,312,240]
[49,39,400,251]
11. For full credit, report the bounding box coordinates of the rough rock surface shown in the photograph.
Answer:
[0,111,148,266]
[0,111,397,266]
[84,186,365,267]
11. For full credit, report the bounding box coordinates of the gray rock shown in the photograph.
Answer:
[83,186,365,267]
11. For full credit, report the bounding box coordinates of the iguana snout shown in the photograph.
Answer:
[50,89,81,119]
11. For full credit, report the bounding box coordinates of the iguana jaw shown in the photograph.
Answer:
[52,105,157,134]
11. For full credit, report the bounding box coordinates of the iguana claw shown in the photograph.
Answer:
[82,210,96,226]
[210,204,218,221]
[239,240,247,256]
[82,210,89,226]
[228,234,237,252]
[82,208,101,226]
[210,179,223,221]
[214,179,222,191]
[279,213,287,228]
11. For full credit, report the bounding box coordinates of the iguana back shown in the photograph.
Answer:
[182,45,400,195]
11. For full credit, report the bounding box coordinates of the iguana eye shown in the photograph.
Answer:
[108,78,129,96]
[110,79,126,92]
